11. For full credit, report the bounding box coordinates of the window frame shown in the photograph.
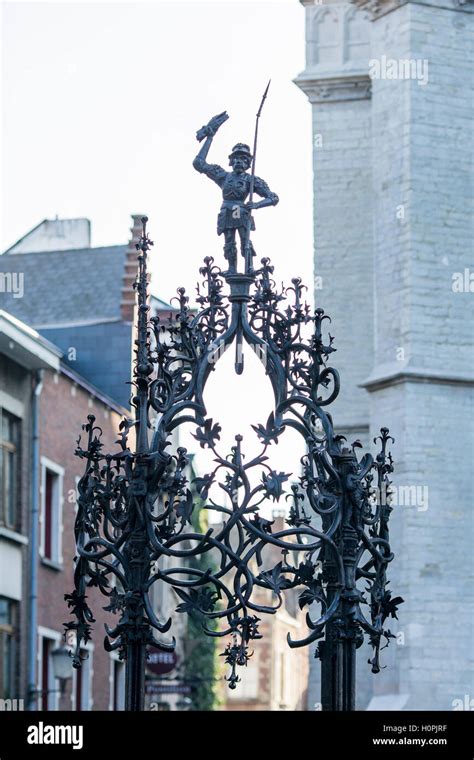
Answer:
[0,408,22,532]
[39,457,64,565]
[37,626,61,711]
[0,597,19,700]
[108,652,125,711]
[71,641,94,712]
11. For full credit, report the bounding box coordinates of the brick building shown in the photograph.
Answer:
[0,312,128,709]
[0,313,61,707]
[35,362,129,710]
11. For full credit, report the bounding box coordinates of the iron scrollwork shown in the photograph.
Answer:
[65,217,402,710]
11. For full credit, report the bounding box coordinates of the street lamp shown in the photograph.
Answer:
[51,646,73,695]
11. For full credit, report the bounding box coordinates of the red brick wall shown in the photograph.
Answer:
[37,369,125,711]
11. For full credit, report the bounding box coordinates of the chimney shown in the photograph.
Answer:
[120,214,150,322]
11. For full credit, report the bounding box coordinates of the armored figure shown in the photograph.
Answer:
[193,111,279,274]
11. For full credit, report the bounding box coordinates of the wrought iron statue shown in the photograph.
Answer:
[65,92,402,713]
[193,84,279,275]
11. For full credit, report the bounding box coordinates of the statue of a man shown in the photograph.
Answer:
[193,112,279,275]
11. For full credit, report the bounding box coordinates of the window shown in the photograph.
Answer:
[73,648,92,711]
[38,628,61,710]
[110,657,125,711]
[40,458,64,564]
[0,598,18,700]
[40,638,56,710]
[0,410,21,531]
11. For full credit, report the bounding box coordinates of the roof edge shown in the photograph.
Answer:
[60,362,131,417]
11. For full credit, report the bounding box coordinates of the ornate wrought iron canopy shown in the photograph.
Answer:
[65,216,402,711]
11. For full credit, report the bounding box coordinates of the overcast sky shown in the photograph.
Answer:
[1,0,314,493]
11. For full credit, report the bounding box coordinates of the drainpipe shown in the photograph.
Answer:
[27,369,43,710]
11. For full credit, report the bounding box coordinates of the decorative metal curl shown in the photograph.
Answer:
[65,217,402,711]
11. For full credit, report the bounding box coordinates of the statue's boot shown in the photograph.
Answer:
[242,241,257,274]
[223,243,237,276]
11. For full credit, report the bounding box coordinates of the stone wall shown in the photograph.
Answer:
[296,0,474,710]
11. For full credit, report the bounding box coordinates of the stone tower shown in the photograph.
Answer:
[295,0,474,710]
